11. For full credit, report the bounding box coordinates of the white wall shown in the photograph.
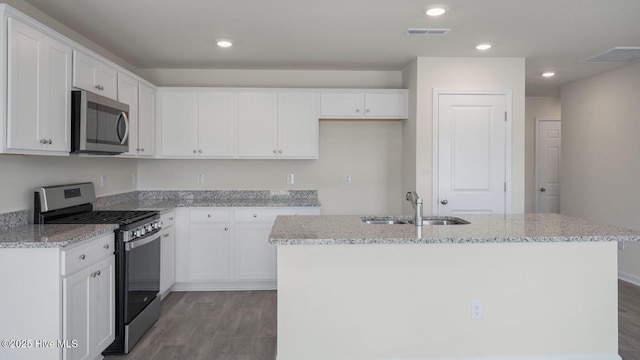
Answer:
[524,97,561,213]
[138,120,402,215]
[561,61,640,281]
[406,57,526,214]
[0,155,137,214]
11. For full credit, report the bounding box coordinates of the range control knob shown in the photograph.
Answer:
[141,228,146,236]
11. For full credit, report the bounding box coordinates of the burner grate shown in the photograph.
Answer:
[46,210,157,225]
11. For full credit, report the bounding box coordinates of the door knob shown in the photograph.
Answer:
[440,199,448,205]
[540,187,546,192]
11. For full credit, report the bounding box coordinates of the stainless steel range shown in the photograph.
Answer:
[34,182,162,354]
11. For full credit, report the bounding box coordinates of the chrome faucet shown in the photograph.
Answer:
[406,191,423,226]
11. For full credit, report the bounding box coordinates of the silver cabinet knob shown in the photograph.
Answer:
[140,148,144,152]
[198,149,203,153]
[207,214,212,218]
[440,199,448,205]
[40,139,47,144]
[278,150,283,154]
[355,109,360,113]
[273,150,277,153]
[365,109,370,113]
[224,227,229,231]
[103,244,109,249]
[540,187,546,192]
[253,214,258,218]
[79,254,86,260]
[193,150,197,153]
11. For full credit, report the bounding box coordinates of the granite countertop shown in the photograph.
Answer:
[0,224,118,249]
[269,213,640,245]
[97,198,321,212]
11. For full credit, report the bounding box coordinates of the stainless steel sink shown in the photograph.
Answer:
[363,219,409,225]
[361,216,469,225]
[408,217,470,225]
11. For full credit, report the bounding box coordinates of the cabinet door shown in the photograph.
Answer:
[189,223,231,280]
[138,83,156,156]
[7,18,71,153]
[237,93,278,157]
[160,227,176,294]
[234,223,276,280]
[319,93,363,118]
[96,63,118,100]
[117,73,139,156]
[160,91,198,156]
[278,93,318,158]
[93,256,115,355]
[364,93,408,118]
[63,266,92,360]
[73,51,117,100]
[198,92,235,157]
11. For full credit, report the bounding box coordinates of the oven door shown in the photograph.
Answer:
[124,233,160,324]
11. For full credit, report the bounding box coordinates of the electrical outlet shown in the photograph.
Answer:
[287,174,294,185]
[100,175,106,189]
[344,175,352,185]
[132,173,137,186]
[196,174,204,184]
[471,300,483,320]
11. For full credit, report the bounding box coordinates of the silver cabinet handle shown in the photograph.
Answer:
[140,148,144,152]
[103,244,109,249]
[355,109,360,113]
[540,187,546,192]
[91,272,97,278]
[40,139,47,144]
[96,270,101,276]
[169,217,174,221]
[440,199,448,205]
[79,254,86,260]
[224,227,228,231]
[273,150,277,154]
[163,234,170,238]
[48,139,52,144]
[253,214,258,218]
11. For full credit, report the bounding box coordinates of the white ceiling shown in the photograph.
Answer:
[21,0,640,96]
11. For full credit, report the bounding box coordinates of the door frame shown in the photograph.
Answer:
[432,89,513,214]
[534,116,561,213]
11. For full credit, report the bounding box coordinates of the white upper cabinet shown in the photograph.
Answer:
[319,90,408,119]
[237,92,318,159]
[159,90,235,157]
[73,50,118,100]
[277,93,318,158]
[237,93,278,158]
[117,73,156,157]
[137,83,156,156]
[7,17,72,155]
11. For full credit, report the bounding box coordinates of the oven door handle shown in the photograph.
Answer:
[125,234,159,251]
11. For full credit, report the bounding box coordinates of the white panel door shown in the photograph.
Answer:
[437,94,507,215]
[63,266,92,360]
[93,256,115,354]
[160,91,198,156]
[535,118,561,213]
[277,93,318,158]
[237,93,278,157]
[45,39,72,152]
[198,92,236,157]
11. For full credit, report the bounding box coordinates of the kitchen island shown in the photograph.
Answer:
[269,213,640,360]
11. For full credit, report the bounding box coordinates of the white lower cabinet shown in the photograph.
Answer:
[63,255,115,360]
[0,232,114,360]
[173,206,319,291]
[159,211,176,296]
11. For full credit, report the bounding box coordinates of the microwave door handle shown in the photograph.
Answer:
[116,111,130,145]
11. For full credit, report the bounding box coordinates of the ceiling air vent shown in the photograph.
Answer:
[406,28,450,36]
[581,47,640,63]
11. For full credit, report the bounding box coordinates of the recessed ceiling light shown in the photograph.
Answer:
[426,6,448,16]
[217,40,233,48]
[542,72,556,77]
[476,43,492,50]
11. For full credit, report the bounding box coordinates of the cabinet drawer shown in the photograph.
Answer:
[161,211,176,228]
[190,208,230,223]
[234,207,319,223]
[62,233,114,276]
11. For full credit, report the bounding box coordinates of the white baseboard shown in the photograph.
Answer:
[276,354,619,360]
[170,280,276,291]
[619,270,640,287]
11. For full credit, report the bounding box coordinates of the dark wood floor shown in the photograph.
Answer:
[107,281,640,360]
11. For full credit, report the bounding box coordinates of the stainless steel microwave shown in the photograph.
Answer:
[71,90,130,154]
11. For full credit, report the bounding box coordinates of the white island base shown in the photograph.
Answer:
[276,241,619,360]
